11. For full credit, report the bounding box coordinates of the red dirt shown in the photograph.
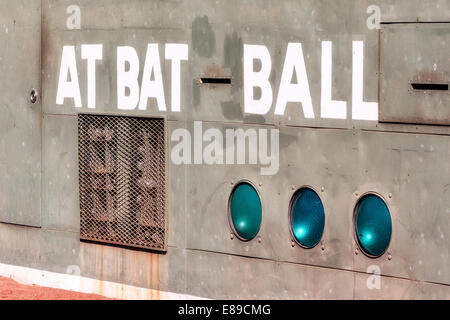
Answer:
[0,276,114,300]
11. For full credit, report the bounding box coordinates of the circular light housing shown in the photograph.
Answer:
[354,194,392,257]
[228,182,262,241]
[289,188,325,248]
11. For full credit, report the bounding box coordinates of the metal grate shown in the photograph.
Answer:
[78,114,167,252]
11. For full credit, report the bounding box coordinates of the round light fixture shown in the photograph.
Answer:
[228,182,262,241]
[354,194,392,257]
[289,188,325,248]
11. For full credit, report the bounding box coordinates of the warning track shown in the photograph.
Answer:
[0,276,114,300]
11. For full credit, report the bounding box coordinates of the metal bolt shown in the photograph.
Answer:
[355,249,359,255]
[388,193,392,199]
[230,233,234,240]
[291,185,295,190]
[388,254,392,261]
[30,89,38,104]
[258,237,262,243]
[321,186,325,192]
[355,191,359,197]
[259,182,262,187]
[291,241,295,247]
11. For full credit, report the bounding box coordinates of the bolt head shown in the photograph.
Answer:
[30,89,38,104]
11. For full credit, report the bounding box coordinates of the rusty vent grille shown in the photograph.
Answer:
[78,114,167,252]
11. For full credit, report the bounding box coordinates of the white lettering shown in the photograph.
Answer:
[56,46,82,108]
[165,43,188,112]
[139,44,166,111]
[274,43,314,118]
[117,46,140,110]
[244,44,273,115]
[352,41,378,121]
[81,44,102,109]
[321,41,347,119]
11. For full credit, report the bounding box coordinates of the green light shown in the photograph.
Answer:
[355,194,392,257]
[229,182,262,241]
[290,188,325,248]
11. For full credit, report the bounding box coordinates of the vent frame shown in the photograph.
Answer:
[78,113,169,252]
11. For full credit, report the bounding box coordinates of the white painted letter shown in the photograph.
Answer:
[56,46,82,108]
[139,44,166,111]
[244,44,273,114]
[352,41,378,120]
[321,41,347,119]
[274,43,314,118]
[117,46,140,110]
[165,44,188,112]
[81,44,102,109]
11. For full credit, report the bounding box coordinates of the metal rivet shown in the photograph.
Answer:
[321,245,325,251]
[321,186,325,192]
[355,249,359,255]
[230,233,234,240]
[355,191,359,197]
[30,89,38,104]
[291,241,295,247]
[258,237,262,243]
[258,182,262,187]
[388,254,392,261]
[230,180,234,185]
[291,185,295,190]
[388,193,392,199]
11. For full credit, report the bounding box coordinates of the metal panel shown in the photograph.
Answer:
[380,0,450,23]
[0,0,41,226]
[185,249,355,299]
[0,223,80,274]
[79,242,187,296]
[354,272,450,299]
[352,131,449,285]
[78,114,167,251]
[0,0,443,299]
[185,123,449,285]
[42,114,79,232]
[380,24,450,125]
[41,0,450,136]
[167,121,187,249]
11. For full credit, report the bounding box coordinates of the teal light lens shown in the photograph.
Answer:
[355,194,392,257]
[229,182,262,241]
[290,188,325,248]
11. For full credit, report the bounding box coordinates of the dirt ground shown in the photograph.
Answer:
[0,276,113,300]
